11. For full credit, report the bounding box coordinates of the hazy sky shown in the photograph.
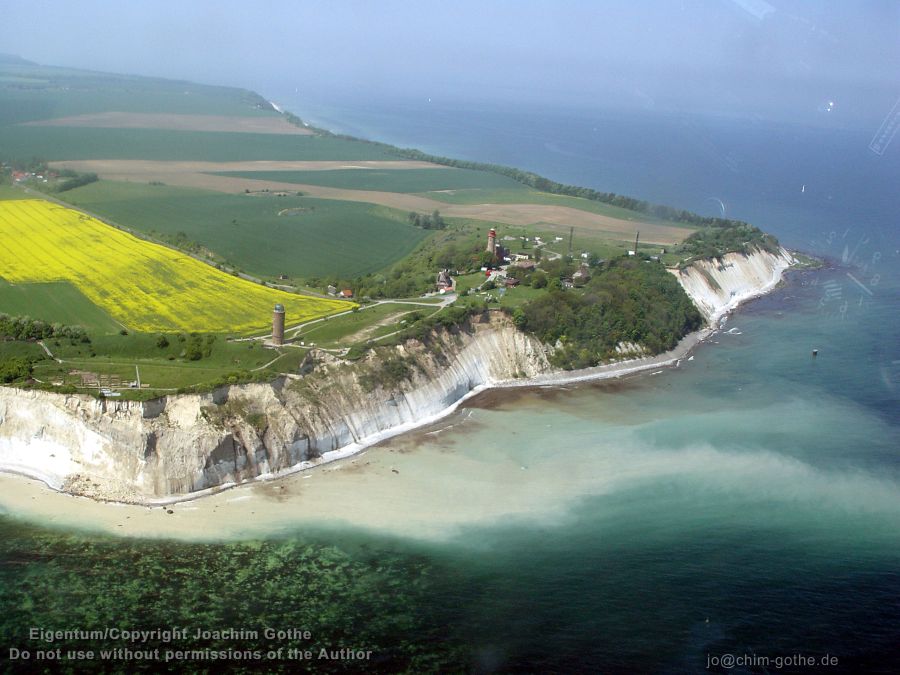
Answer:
[2,1,898,123]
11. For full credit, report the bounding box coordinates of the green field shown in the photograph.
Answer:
[214,168,525,193]
[0,186,28,201]
[0,63,274,126]
[0,62,401,163]
[0,127,401,162]
[61,181,431,279]
[214,170,670,225]
[0,278,122,333]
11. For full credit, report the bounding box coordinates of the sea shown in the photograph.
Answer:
[1,94,898,673]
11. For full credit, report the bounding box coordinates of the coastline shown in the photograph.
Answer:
[0,258,791,510]
[0,327,739,539]
[0,264,796,541]
[0,270,783,506]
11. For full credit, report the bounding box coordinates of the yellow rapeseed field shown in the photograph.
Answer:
[0,200,350,333]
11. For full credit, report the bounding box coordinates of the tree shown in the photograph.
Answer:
[512,308,527,329]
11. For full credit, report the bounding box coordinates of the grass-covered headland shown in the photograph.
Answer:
[512,257,703,369]
[675,221,780,263]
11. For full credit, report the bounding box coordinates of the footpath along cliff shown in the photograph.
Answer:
[0,246,794,503]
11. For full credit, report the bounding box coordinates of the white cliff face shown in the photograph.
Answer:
[0,392,145,492]
[0,314,552,502]
[670,246,794,324]
[0,248,794,503]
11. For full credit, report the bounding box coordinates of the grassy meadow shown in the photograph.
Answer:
[31,334,309,394]
[0,278,122,333]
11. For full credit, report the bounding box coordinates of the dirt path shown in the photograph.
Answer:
[37,341,62,363]
[251,351,287,372]
[339,308,429,344]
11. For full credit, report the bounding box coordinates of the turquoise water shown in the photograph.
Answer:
[2,102,898,672]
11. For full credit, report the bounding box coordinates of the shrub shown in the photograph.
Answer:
[0,357,33,383]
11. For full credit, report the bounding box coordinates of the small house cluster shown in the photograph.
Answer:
[327,285,354,299]
[10,170,53,183]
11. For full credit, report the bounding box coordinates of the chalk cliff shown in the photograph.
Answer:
[670,246,795,323]
[0,247,792,502]
[0,314,552,502]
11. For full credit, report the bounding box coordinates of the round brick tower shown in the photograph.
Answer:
[272,303,285,346]
[486,228,497,254]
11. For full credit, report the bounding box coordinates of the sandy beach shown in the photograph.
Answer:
[0,400,609,542]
